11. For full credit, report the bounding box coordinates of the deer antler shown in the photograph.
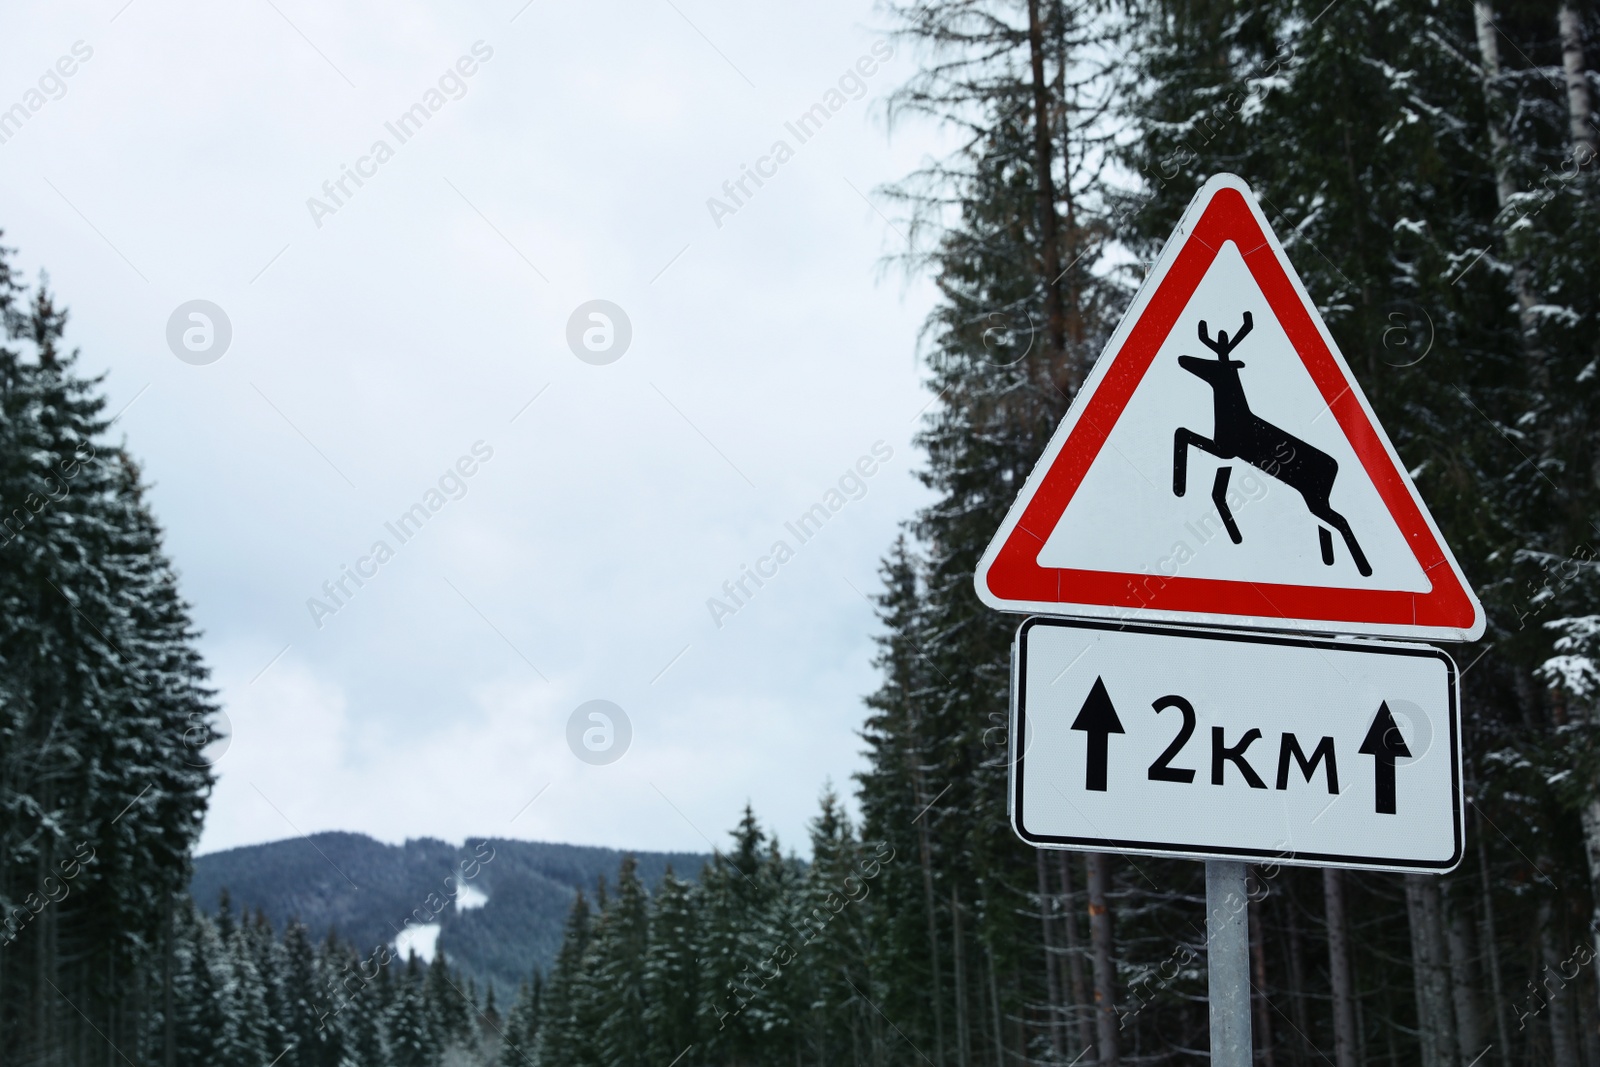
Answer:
[1231,311,1254,349]
[1197,312,1253,359]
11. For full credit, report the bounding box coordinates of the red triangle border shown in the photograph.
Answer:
[983,186,1477,633]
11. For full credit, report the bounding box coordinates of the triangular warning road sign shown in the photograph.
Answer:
[976,174,1484,641]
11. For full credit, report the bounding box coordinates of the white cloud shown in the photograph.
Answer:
[5,0,948,862]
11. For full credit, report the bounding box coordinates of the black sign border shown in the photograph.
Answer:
[1010,615,1463,872]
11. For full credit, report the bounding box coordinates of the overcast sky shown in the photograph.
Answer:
[0,0,953,858]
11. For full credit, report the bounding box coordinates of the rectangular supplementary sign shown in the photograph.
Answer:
[1010,617,1461,872]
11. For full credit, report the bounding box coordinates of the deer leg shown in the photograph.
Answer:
[1309,502,1373,578]
[1173,430,1191,496]
[1173,428,1220,497]
[1319,527,1334,566]
[1212,467,1243,544]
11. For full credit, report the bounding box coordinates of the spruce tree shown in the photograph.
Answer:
[279,919,333,1067]
[388,953,435,1067]
[249,909,291,1057]
[424,950,475,1054]
[792,789,875,1067]
[168,900,225,1067]
[871,1,1138,1056]
[534,890,592,1066]
[641,868,701,1066]
[497,980,539,1067]
[214,907,272,1066]
[0,255,216,1062]
[695,807,787,1064]
[596,855,652,1067]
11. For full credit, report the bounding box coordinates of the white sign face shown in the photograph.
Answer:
[1010,617,1462,872]
[1033,240,1427,591]
[976,174,1483,641]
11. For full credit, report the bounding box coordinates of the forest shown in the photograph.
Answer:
[7,0,1600,1063]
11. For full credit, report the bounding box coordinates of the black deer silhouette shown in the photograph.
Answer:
[1172,312,1372,577]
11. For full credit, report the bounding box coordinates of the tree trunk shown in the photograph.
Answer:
[1052,8,1085,363]
[985,939,1005,1067]
[1404,874,1458,1067]
[1286,898,1311,1066]
[1580,793,1600,1029]
[1323,869,1358,1067]
[951,887,970,1067]
[35,837,56,1067]
[1057,853,1095,1060]
[1442,879,1484,1064]
[1475,815,1512,1067]
[1539,898,1580,1067]
[1024,0,1068,393]
[1586,997,1600,1067]
[1356,972,1369,1067]
[1035,852,1065,1062]
[908,723,947,1067]
[1473,1,1518,207]
[1084,853,1119,1067]
[1473,0,1550,394]
[1558,3,1598,160]
[164,894,175,1067]
[1249,893,1275,1067]
[916,823,946,1067]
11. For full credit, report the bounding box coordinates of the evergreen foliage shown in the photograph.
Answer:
[0,245,217,1063]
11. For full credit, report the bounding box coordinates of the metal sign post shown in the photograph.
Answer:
[1206,861,1252,1067]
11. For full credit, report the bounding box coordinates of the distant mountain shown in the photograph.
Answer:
[190,833,707,999]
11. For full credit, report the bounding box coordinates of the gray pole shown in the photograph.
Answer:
[1206,860,1253,1067]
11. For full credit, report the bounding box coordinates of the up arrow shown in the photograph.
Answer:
[1358,701,1412,815]
[1070,677,1126,792]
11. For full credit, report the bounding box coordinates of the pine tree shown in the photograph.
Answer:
[359,948,398,1067]
[596,855,652,1067]
[534,890,592,1066]
[869,2,1140,1057]
[0,254,216,1062]
[330,941,386,1067]
[249,909,291,1057]
[388,953,435,1067]
[695,807,787,1064]
[280,919,337,1067]
[497,980,539,1067]
[857,535,952,1062]
[642,868,701,1066]
[214,907,272,1066]
[169,901,225,1067]
[792,788,875,1067]
[424,950,474,1055]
